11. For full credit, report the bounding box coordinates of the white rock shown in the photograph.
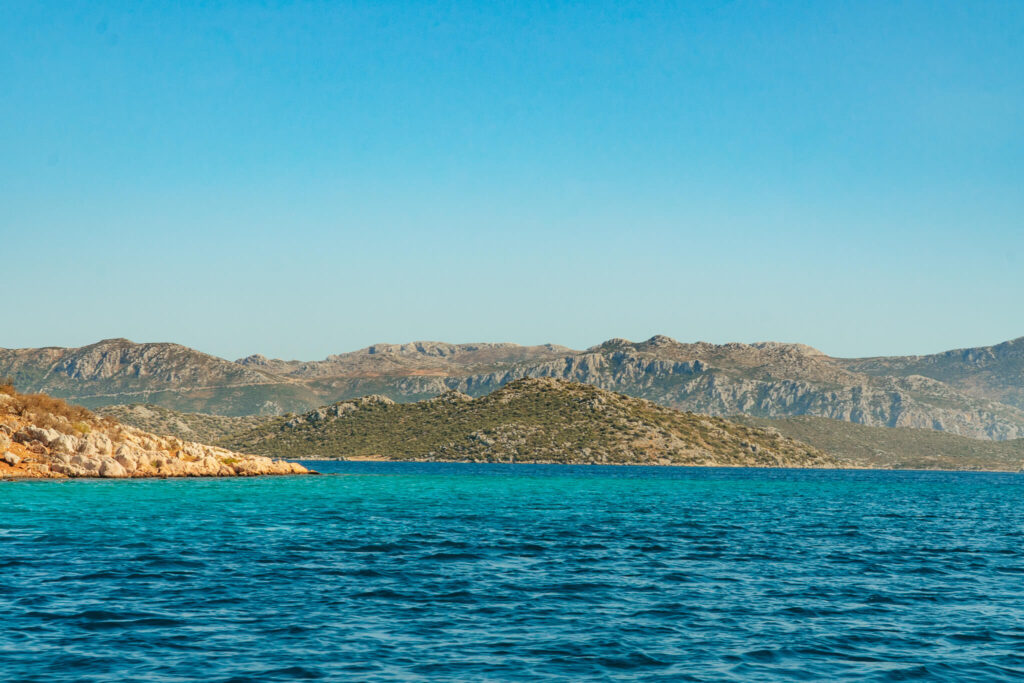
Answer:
[70,454,101,474]
[98,458,128,478]
[16,426,61,445]
[114,451,139,472]
[51,433,79,454]
[78,432,113,457]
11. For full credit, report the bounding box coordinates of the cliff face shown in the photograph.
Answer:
[0,385,309,479]
[324,345,1024,440]
[839,337,1024,411]
[4,335,1024,440]
[455,364,1024,441]
[222,377,837,468]
[0,338,321,416]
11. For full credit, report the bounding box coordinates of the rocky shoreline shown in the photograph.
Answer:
[0,388,311,479]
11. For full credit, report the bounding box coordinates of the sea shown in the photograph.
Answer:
[2,463,1024,682]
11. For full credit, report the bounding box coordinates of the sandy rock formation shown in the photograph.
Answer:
[0,386,310,479]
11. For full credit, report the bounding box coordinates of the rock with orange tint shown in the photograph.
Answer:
[0,384,311,479]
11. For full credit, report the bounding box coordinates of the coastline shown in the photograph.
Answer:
[291,455,1023,474]
[0,462,316,481]
[0,385,315,480]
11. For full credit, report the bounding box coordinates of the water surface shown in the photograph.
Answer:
[3,463,1024,681]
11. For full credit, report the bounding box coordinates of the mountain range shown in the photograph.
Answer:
[2,335,1023,440]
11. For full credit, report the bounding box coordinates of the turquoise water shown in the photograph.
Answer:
[3,463,1024,681]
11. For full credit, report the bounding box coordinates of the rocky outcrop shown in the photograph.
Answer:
[0,387,310,479]
[283,394,395,428]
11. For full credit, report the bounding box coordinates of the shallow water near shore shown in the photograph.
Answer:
[3,463,1024,681]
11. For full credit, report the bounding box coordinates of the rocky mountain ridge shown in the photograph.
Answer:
[3,334,1023,440]
[839,337,1024,410]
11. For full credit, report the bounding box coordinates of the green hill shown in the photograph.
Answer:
[221,378,835,468]
[736,415,1024,471]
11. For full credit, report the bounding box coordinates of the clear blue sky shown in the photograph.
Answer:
[2,1,1021,360]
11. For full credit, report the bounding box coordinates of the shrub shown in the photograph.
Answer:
[2,386,95,431]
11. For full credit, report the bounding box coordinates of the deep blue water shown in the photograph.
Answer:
[3,464,1024,682]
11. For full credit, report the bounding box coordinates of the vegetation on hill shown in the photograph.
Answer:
[220,378,835,468]
[736,415,1024,471]
[1,379,96,429]
[101,404,272,444]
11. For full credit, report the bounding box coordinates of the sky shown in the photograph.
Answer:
[2,1,1022,361]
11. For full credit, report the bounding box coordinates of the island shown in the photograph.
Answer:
[221,377,836,468]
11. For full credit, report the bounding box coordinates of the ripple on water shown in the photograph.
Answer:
[2,464,1024,681]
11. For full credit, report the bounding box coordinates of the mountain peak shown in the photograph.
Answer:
[236,354,271,366]
[642,334,680,347]
[588,335,682,353]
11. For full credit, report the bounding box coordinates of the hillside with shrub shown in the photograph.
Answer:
[736,415,1024,471]
[221,377,836,468]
